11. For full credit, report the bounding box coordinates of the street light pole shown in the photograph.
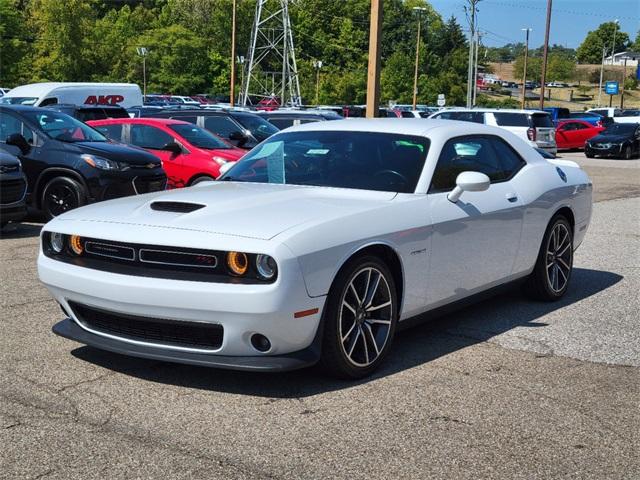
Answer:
[598,45,606,106]
[313,60,323,105]
[136,47,148,98]
[237,56,245,104]
[521,28,531,109]
[472,30,480,106]
[230,0,237,107]
[412,7,427,110]
[539,0,552,109]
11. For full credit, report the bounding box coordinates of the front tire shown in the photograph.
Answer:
[622,145,632,160]
[524,215,573,301]
[319,255,398,379]
[190,175,216,185]
[41,177,86,220]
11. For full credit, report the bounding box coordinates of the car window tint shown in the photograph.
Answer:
[94,124,124,142]
[430,136,521,192]
[169,115,198,124]
[203,116,239,138]
[489,137,526,177]
[573,122,587,130]
[0,112,25,141]
[269,118,294,129]
[493,113,529,127]
[531,114,553,128]
[437,111,484,123]
[130,124,173,149]
[400,111,414,118]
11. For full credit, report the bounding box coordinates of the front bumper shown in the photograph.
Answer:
[39,247,326,364]
[53,317,321,371]
[85,170,167,203]
[585,144,623,157]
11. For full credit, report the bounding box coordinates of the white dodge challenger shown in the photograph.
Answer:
[38,119,592,378]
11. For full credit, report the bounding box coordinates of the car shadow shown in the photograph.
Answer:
[71,267,623,398]
[0,221,43,239]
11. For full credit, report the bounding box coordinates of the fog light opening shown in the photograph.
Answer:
[251,333,271,352]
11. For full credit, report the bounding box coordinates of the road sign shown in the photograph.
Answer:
[437,94,446,107]
[605,81,619,95]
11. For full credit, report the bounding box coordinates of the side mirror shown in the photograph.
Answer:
[228,130,248,148]
[6,133,31,154]
[162,142,182,155]
[447,171,490,203]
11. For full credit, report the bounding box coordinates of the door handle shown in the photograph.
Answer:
[506,193,518,202]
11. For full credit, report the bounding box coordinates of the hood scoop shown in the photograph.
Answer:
[150,201,206,213]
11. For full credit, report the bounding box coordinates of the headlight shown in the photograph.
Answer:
[255,254,277,280]
[212,156,227,166]
[81,154,122,170]
[227,251,248,276]
[49,232,65,253]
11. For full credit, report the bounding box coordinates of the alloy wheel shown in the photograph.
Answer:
[545,223,572,293]
[339,267,393,367]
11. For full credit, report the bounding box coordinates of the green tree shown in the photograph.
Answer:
[546,53,576,81]
[28,0,97,81]
[513,55,542,81]
[576,22,630,64]
[0,0,33,86]
[633,31,640,51]
[130,24,211,93]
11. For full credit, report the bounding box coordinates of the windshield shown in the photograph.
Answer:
[233,113,279,142]
[169,124,230,149]
[603,124,636,135]
[22,110,107,142]
[0,97,38,105]
[220,131,429,194]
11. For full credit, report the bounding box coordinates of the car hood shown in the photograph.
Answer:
[589,134,630,143]
[75,142,161,165]
[56,182,397,240]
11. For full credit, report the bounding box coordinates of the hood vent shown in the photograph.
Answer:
[150,201,206,213]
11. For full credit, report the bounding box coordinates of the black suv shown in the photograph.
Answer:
[0,148,27,227]
[0,105,166,219]
[45,104,130,122]
[146,109,279,149]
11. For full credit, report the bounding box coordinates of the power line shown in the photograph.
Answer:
[483,0,638,21]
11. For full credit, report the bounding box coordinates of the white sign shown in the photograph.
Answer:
[437,93,445,99]
[437,97,446,107]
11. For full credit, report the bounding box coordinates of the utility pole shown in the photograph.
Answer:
[610,19,619,65]
[598,45,606,106]
[620,56,627,108]
[465,0,480,108]
[366,0,383,118]
[313,60,323,105]
[412,7,427,110]
[539,0,552,109]
[230,0,237,106]
[521,28,531,109]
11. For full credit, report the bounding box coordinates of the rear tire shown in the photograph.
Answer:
[622,145,632,160]
[523,215,573,301]
[41,177,86,220]
[585,152,595,158]
[319,255,398,379]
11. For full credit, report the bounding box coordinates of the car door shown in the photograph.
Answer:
[426,135,526,306]
[572,122,592,148]
[0,111,41,193]
[129,124,184,187]
[556,122,578,148]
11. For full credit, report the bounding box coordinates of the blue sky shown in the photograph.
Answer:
[428,0,639,48]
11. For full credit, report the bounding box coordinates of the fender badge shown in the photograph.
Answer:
[556,167,567,183]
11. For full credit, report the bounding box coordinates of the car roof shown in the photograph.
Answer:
[4,82,137,97]
[88,118,191,126]
[435,108,548,115]
[1,104,67,114]
[281,118,513,138]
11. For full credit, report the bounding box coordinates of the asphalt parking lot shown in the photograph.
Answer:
[1,152,638,480]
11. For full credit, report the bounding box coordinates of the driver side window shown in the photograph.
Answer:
[430,136,525,193]
[0,112,34,144]
[130,125,173,149]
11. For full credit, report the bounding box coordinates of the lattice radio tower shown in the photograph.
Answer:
[240,0,301,107]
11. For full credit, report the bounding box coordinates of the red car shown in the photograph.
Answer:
[555,120,604,150]
[88,118,244,188]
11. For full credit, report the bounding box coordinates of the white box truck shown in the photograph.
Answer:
[0,82,143,108]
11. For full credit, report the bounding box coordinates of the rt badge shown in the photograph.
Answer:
[556,167,567,183]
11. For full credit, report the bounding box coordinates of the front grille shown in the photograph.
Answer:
[150,201,205,213]
[0,178,27,204]
[134,174,167,194]
[69,302,223,350]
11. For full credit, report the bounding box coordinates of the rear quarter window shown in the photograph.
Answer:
[531,114,553,128]
[493,113,530,127]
